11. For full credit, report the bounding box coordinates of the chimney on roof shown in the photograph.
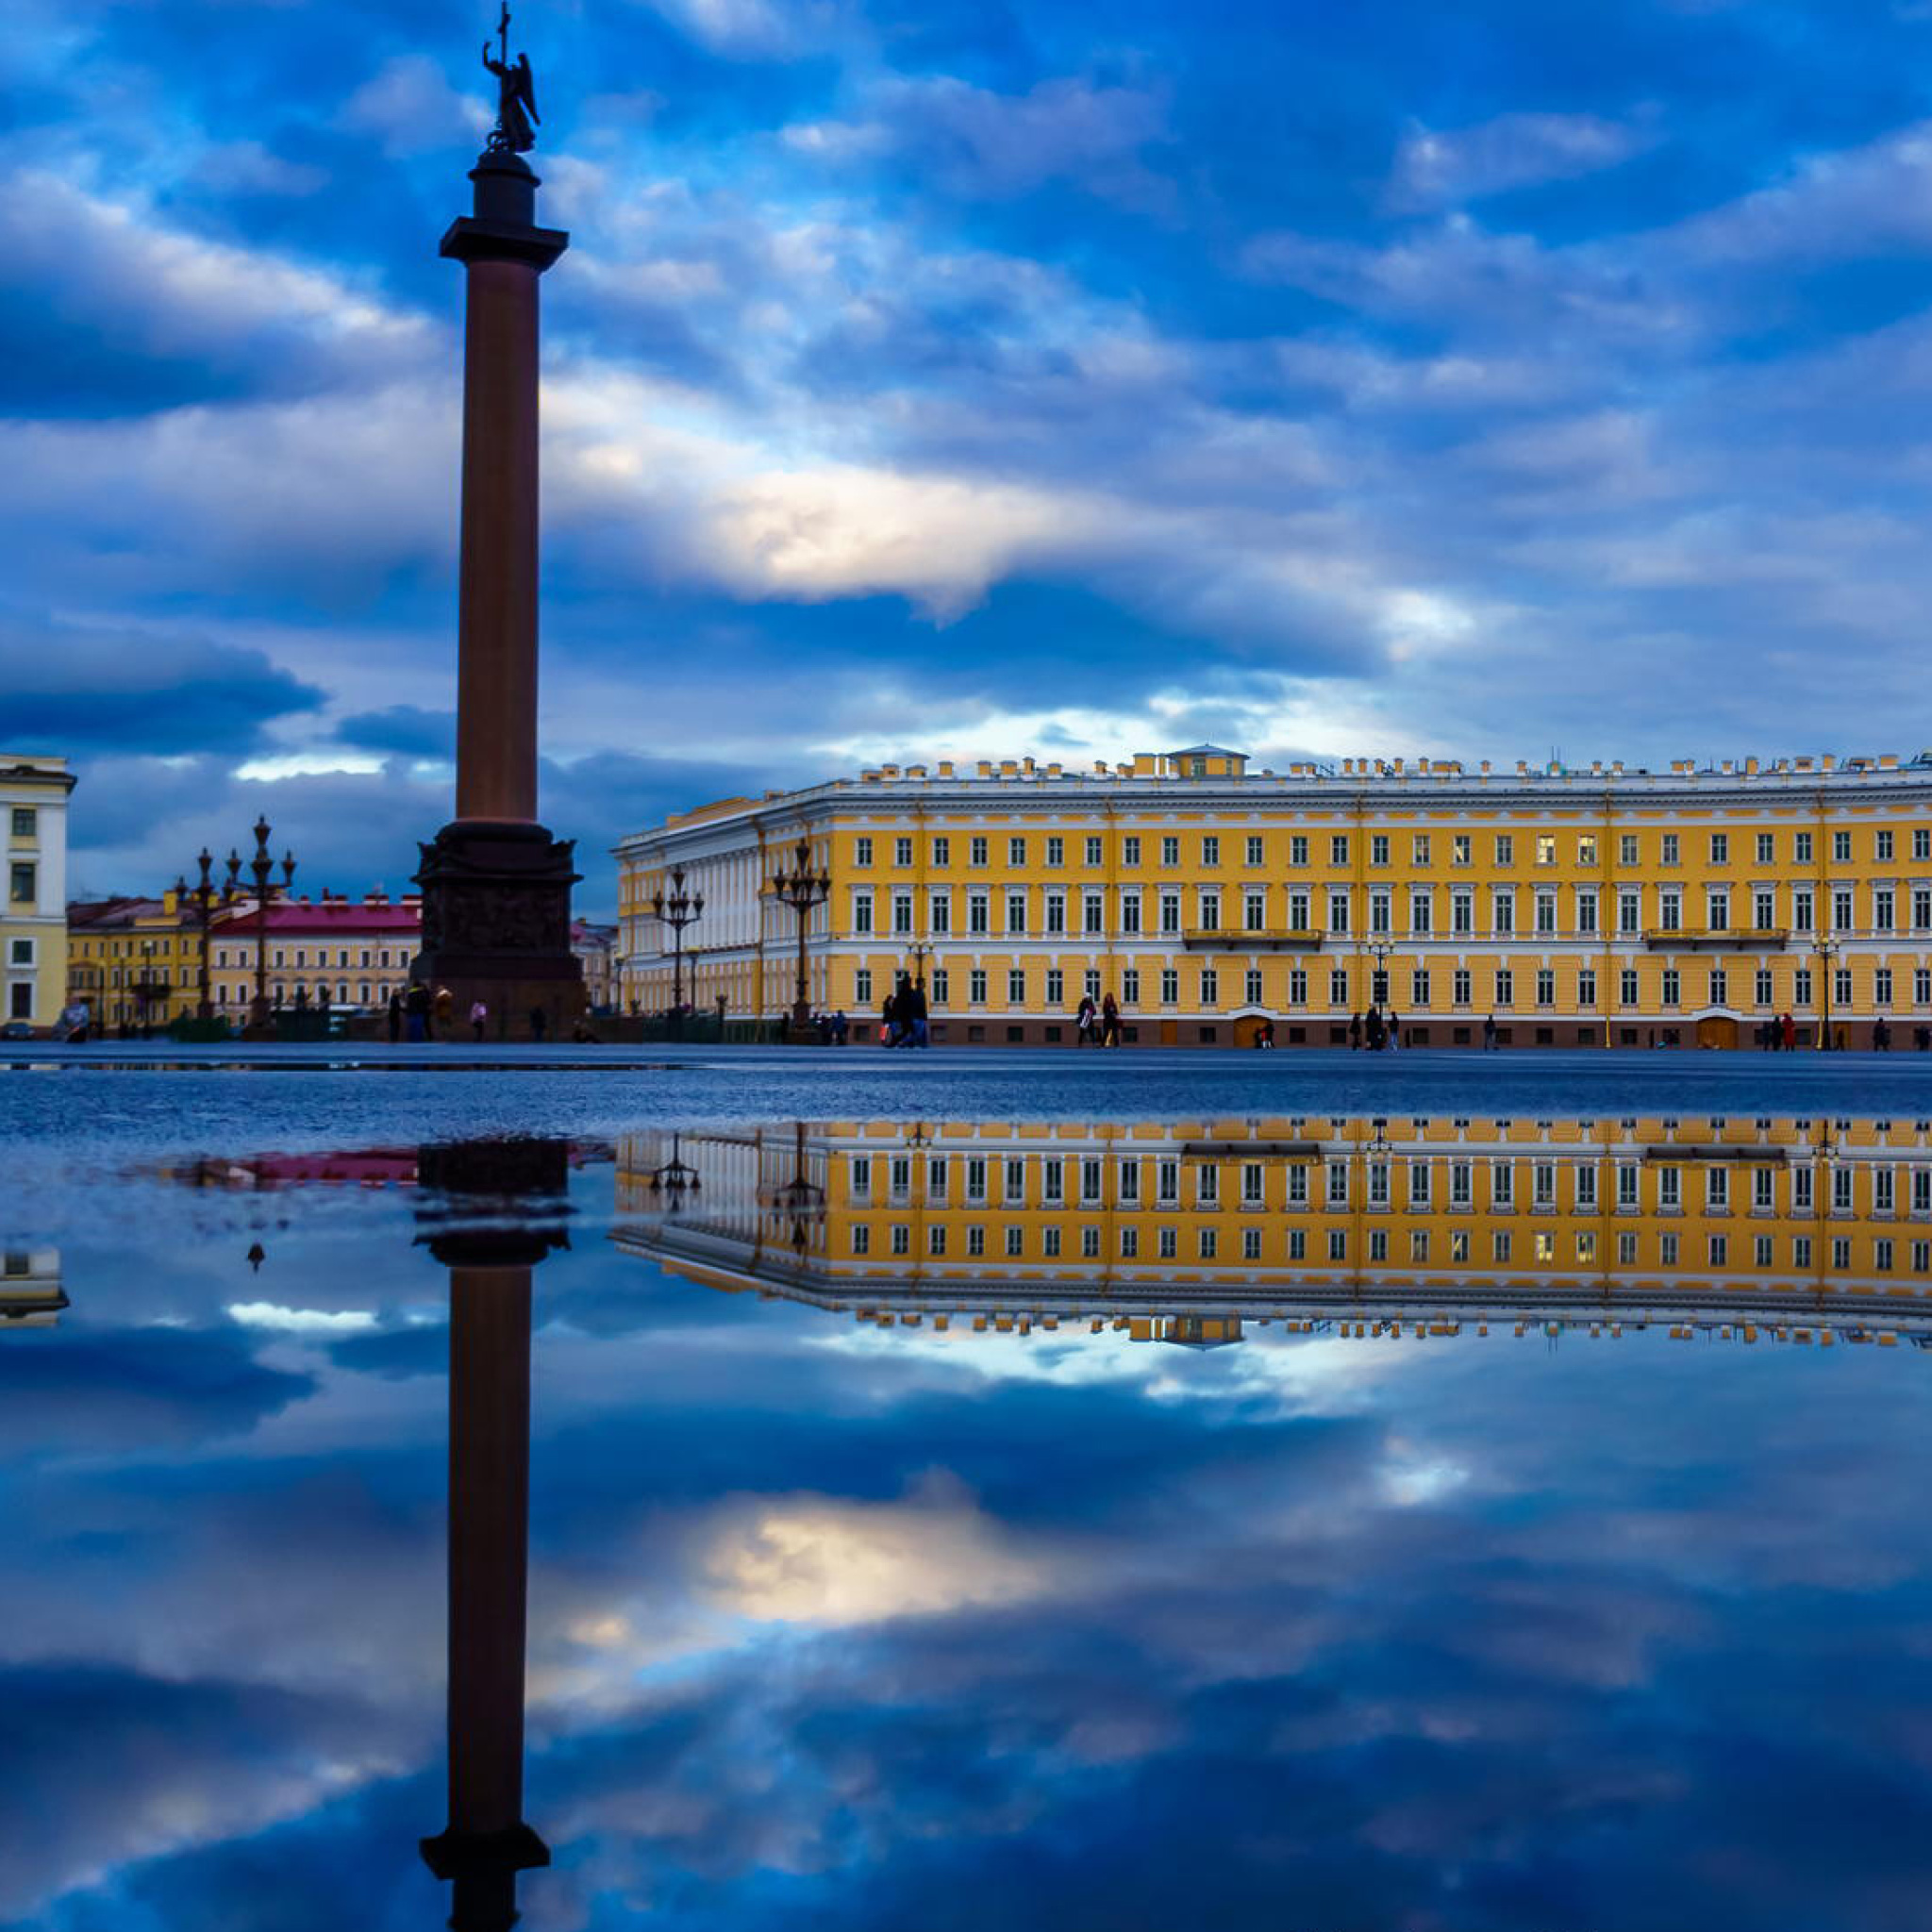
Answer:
[938,761,954,777]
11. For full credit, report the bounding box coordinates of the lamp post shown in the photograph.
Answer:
[769,834,831,1041]
[650,865,704,1022]
[1368,938,1394,1010]
[1813,931,1840,1052]
[245,816,297,1036]
[175,847,242,1024]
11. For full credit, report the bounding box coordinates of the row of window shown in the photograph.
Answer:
[842,1221,1927,1272]
[208,946,410,969]
[843,960,1932,1011]
[846,828,1932,872]
[842,881,1931,938]
[842,1154,1920,1213]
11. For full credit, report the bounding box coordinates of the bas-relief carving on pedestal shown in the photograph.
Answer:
[413,822,585,986]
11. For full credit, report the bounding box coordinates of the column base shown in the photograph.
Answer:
[412,821,586,1038]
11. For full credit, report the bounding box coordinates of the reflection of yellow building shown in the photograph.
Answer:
[614,1118,1932,1346]
[615,744,1932,1045]
[1,1248,66,1327]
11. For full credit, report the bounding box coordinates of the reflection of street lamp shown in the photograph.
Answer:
[643,1130,702,1200]
[650,865,704,1020]
[1812,932,1840,1051]
[769,834,831,1041]
[759,1120,826,1258]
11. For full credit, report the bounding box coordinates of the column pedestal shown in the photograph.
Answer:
[413,820,585,1035]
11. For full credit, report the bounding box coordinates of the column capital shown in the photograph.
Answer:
[441,216,570,272]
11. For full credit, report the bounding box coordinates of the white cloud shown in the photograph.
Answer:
[338,54,491,158]
[226,1303,380,1333]
[704,1477,1054,1625]
[1390,110,1659,209]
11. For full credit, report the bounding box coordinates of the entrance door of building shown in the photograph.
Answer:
[1232,1013,1271,1048]
[1695,1015,1739,1050]
[1158,1019,1178,1046]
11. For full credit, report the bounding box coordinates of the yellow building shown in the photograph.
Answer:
[2,756,75,1032]
[69,888,422,1029]
[203,891,420,1018]
[612,1117,1932,1347]
[614,743,1932,1046]
[67,891,202,1030]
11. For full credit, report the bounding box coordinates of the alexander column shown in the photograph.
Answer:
[413,7,585,1034]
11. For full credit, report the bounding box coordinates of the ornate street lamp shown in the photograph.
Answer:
[175,846,242,1023]
[1812,931,1840,1052]
[650,865,704,1021]
[769,833,831,1041]
[244,816,297,1035]
[1368,938,1394,1009]
[644,1130,702,1200]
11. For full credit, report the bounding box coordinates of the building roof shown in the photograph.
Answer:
[212,896,421,935]
[1167,743,1246,758]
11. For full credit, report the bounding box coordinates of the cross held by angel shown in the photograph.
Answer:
[483,4,541,154]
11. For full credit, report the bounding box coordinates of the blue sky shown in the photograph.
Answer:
[12,0,1932,912]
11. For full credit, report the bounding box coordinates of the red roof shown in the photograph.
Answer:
[212,898,420,936]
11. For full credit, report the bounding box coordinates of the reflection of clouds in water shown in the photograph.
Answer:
[808,1324,1426,1416]
[8,1207,1932,1930]
[704,1474,1057,1626]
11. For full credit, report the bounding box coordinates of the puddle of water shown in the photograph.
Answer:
[6,1109,1930,1931]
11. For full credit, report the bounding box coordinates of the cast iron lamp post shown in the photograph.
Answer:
[175,846,242,1023]
[244,816,297,1035]
[651,865,704,1020]
[1368,938,1394,1009]
[1812,931,1840,1052]
[769,835,831,1041]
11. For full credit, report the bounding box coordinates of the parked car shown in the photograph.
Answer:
[0,1022,36,1040]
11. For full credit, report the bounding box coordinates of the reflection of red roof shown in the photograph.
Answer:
[212,898,420,936]
[228,1151,422,1187]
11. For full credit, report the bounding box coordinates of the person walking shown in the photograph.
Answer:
[387,990,404,1043]
[470,998,489,1042]
[433,985,454,1041]
[832,1008,849,1045]
[405,981,432,1043]
[1482,1013,1498,1052]
[880,987,898,1047]
[1387,1009,1401,1052]
[1075,992,1097,1045]
[907,977,930,1048]
[1365,1008,1385,1052]
[1875,1016,1892,1051]
[1781,1011,1796,1050]
[1100,991,1123,1047]
[1349,1011,1363,1051]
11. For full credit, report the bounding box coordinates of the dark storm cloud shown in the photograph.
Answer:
[0,621,325,759]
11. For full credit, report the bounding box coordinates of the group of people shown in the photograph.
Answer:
[385,985,576,1043]
[1348,1008,1404,1051]
[882,976,931,1047]
[811,1010,853,1044]
[1073,992,1126,1045]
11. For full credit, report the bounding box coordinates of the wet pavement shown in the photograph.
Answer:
[4,1078,1931,1930]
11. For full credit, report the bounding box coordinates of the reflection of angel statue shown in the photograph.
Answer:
[482,4,541,154]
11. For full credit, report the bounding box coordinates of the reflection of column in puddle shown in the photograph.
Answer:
[416,1141,570,1932]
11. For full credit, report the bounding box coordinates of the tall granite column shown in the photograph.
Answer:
[412,145,585,1034]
